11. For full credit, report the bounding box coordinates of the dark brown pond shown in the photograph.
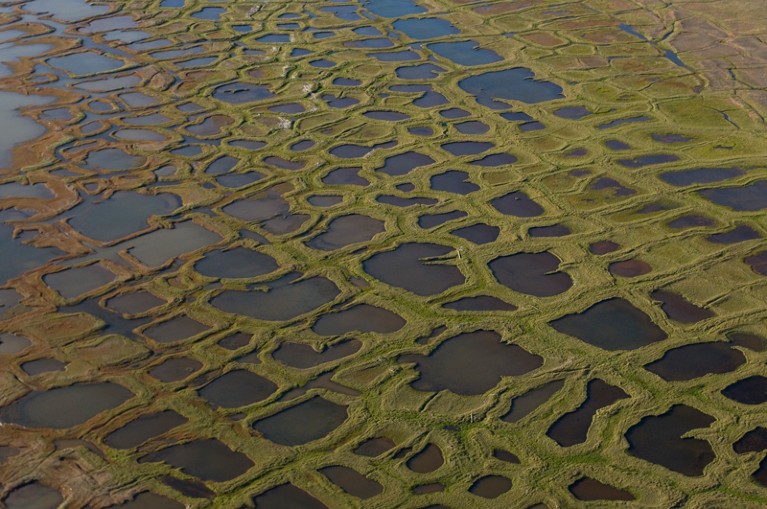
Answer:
[470,153,518,167]
[140,439,253,482]
[489,252,573,297]
[645,342,745,381]
[659,167,743,186]
[198,369,277,408]
[355,436,396,457]
[407,443,444,473]
[216,332,253,350]
[549,298,667,350]
[307,195,343,207]
[364,243,464,296]
[281,372,359,401]
[149,357,202,382]
[307,214,385,250]
[451,223,499,244]
[320,466,383,499]
[213,81,273,103]
[491,191,544,217]
[609,259,652,278]
[119,221,222,268]
[313,304,405,335]
[754,458,767,487]
[722,376,767,405]
[409,126,434,136]
[273,339,362,369]
[377,151,435,176]
[430,170,479,195]
[44,264,116,299]
[625,404,715,476]
[253,396,348,445]
[68,191,180,242]
[568,477,634,501]
[554,106,591,119]
[2,482,63,509]
[707,224,760,244]
[104,410,187,449]
[106,290,165,315]
[322,167,368,186]
[455,120,489,134]
[221,183,307,235]
[330,140,394,159]
[529,224,571,238]
[105,491,184,509]
[468,475,512,499]
[493,449,520,463]
[699,180,767,211]
[21,358,66,376]
[547,379,628,447]
[604,139,631,151]
[458,67,563,105]
[652,133,692,144]
[418,210,468,229]
[413,483,444,494]
[728,331,766,351]
[440,141,494,155]
[162,475,214,499]
[0,382,133,429]
[734,427,767,454]
[443,295,516,312]
[194,246,278,279]
[364,110,410,121]
[204,155,238,175]
[503,380,564,423]
[144,315,209,343]
[251,483,328,509]
[377,195,439,207]
[651,289,714,323]
[589,176,636,197]
[745,250,767,276]
[399,330,542,395]
[589,240,619,255]
[667,214,716,229]
[211,272,340,321]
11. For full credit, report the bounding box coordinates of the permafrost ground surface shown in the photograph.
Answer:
[1,0,767,507]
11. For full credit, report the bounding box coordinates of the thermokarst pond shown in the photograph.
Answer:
[140,439,253,482]
[0,382,133,429]
[306,214,386,250]
[1,0,766,506]
[550,298,668,350]
[547,379,629,447]
[406,443,444,473]
[312,304,405,335]
[320,466,383,499]
[211,273,340,321]
[490,251,573,297]
[398,330,542,395]
[252,396,348,446]
[625,405,715,476]
[363,243,464,296]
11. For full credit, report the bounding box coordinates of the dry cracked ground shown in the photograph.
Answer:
[0,0,767,507]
